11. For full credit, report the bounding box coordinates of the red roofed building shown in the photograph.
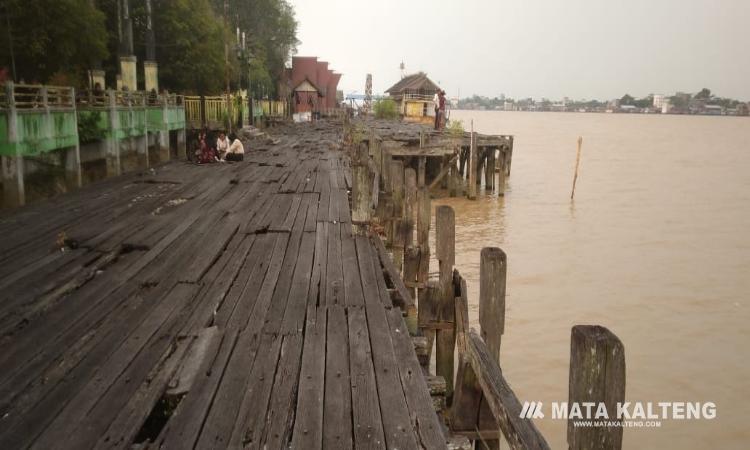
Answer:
[284,56,342,114]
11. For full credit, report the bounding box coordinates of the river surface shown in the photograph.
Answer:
[436,111,749,449]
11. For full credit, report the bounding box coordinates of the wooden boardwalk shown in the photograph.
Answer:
[0,122,446,449]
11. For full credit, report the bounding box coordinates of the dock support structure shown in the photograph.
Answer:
[568,326,626,450]
[435,205,456,401]
[2,155,25,208]
[451,247,506,449]
[106,90,122,177]
[2,83,24,208]
[176,129,187,160]
[468,127,477,200]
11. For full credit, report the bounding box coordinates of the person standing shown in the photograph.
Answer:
[433,91,440,129]
[438,90,447,130]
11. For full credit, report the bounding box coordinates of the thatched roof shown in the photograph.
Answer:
[385,72,440,95]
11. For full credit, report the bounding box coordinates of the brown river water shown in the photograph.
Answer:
[435,111,750,449]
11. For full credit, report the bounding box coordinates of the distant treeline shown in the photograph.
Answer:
[0,0,298,96]
[458,88,747,112]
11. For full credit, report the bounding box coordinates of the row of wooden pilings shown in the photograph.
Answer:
[420,129,512,200]
[349,120,627,450]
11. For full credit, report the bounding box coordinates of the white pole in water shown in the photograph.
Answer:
[571,136,583,200]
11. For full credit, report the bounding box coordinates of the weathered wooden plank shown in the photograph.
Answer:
[348,306,387,449]
[385,308,448,450]
[323,305,353,448]
[260,333,306,448]
[364,300,418,450]
[280,231,316,334]
[325,222,344,305]
[341,227,365,307]
[290,309,327,449]
[224,333,284,448]
[156,329,238,449]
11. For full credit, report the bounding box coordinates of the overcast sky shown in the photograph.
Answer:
[289,0,750,101]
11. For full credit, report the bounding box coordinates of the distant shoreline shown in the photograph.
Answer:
[450,109,749,118]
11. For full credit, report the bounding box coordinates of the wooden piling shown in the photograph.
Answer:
[568,326,626,450]
[476,149,485,188]
[571,136,583,200]
[485,148,495,191]
[479,247,506,359]
[416,186,431,289]
[468,124,477,200]
[351,146,371,226]
[497,148,506,196]
[390,160,405,271]
[435,205,456,400]
[418,156,426,187]
[404,168,417,247]
[477,247,508,449]
[402,168,419,296]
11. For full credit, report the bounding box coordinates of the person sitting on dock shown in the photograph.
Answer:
[223,134,245,161]
[215,132,230,160]
[196,131,218,164]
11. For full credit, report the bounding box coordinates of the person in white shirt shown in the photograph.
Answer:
[215,132,230,160]
[223,134,245,161]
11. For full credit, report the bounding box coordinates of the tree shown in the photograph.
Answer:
[1,0,108,85]
[619,94,635,105]
[210,0,299,97]
[695,88,712,99]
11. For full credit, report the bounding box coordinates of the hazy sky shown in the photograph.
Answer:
[289,0,750,101]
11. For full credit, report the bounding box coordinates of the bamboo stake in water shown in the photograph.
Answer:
[570,136,583,199]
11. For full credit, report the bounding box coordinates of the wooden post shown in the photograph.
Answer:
[390,160,405,271]
[435,205,456,400]
[402,167,419,296]
[404,168,417,247]
[568,326,626,450]
[478,247,507,449]
[468,123,477,200]
[352,144,371,227]
[2,82,25,208]
[476,148,485,187]
[416,185,431,338]
[106,89,121,177]
[497,147,506,197]
[479,247,506,358]
[417,156,426,187]
[417,280,439,341]
[459,146,467,179]
[505,138,513,176]
[485,147,495,191]
[571,136,583,200]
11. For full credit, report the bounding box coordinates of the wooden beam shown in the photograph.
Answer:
[465,331,551,450]
[428,153,459,191]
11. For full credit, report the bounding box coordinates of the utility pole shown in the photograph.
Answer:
[224,0,232,133]
[144,0,159,93]
[118,0,137,90]
[364,74,372,114]
[4,4,16,81]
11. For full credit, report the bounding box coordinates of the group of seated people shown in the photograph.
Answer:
[195,131,245,164]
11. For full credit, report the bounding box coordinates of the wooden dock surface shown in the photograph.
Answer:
[0,122,446,449]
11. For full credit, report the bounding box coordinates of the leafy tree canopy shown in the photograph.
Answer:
[1,0,298,96]
[1,0,108,84]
